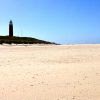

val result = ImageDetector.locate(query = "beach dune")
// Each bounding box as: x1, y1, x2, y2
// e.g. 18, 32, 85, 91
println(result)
0, 44, 100, 100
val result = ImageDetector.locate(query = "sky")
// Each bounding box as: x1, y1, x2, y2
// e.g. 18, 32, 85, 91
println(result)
0, 0, 100, 44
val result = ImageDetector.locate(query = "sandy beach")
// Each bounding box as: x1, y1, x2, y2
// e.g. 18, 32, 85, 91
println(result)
0, 44, 100, 100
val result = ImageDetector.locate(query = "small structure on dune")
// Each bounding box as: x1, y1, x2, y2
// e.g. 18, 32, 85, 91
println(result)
0, 20, 56, 44
9, 20, 13, 37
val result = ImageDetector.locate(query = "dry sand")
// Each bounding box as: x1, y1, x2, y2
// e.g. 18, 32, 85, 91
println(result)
0, 44, 100, 100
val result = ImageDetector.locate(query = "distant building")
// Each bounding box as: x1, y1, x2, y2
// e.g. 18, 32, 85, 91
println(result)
9, 20, 13, 37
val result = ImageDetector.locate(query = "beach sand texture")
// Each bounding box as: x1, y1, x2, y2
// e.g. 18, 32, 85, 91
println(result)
0, 44, 100, 100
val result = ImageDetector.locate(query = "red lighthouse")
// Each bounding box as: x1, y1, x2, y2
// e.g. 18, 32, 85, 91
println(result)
9, 20, 13, 37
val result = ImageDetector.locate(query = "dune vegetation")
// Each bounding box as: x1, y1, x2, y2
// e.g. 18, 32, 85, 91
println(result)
0, 36, 56, 44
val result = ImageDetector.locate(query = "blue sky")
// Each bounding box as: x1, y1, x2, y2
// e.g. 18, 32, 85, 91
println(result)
0, 0, 100, 44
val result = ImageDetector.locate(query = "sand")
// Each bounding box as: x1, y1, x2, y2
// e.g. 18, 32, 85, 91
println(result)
0, 44, 100, 100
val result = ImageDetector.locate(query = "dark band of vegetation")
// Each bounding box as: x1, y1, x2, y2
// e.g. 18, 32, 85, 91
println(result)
0, 36, 56, 44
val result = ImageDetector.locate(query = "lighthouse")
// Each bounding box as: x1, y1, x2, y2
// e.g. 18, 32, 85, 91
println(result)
9, 20, 13, 37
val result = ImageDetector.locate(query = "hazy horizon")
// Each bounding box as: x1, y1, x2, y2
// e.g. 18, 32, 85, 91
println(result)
0, 0, 100, 44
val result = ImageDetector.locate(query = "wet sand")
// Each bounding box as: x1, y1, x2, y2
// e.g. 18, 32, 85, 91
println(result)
0, 44, 100, 100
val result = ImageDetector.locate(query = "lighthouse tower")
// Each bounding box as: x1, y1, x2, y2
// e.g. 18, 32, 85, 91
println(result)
9, 20, 13, 37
